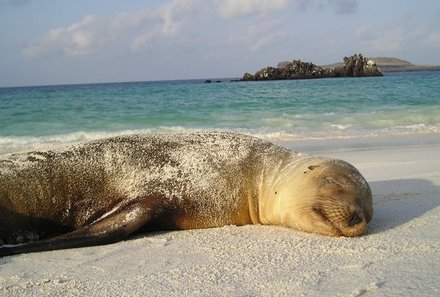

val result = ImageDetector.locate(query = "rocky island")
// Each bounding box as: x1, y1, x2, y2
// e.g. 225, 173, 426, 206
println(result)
242, 54, 383, 81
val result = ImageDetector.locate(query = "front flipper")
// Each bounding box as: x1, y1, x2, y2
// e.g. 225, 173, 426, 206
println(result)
0, 197, 158, 257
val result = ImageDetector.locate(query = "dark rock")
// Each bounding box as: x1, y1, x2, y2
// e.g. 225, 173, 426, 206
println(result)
241, 54, 383, 81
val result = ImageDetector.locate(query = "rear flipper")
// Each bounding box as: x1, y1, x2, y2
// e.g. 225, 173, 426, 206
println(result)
0, 197, 158, 257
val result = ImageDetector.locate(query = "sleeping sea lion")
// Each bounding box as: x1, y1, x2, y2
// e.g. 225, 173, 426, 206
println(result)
0, 132, 372, 256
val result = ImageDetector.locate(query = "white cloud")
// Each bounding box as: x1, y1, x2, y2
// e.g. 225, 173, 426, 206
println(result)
218, 0, 289, 18
217, 0, 358, 18
129, 0, 204, 52
219, 0, 359, 54
109, 10, 153, 32
22, 0, 362, 59
64, 16, 117, 56
22, 0, 208, 58
22, 15, 117, 58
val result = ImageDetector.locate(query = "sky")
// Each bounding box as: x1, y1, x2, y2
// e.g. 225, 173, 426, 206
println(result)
1, 0, 440, 87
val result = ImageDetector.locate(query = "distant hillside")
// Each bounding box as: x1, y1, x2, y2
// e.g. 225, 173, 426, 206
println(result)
324, 57, 440, 72
371, 57, 412, 66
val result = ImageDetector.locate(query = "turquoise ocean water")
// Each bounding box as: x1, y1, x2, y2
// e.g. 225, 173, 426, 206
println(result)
0, 71, 439, 152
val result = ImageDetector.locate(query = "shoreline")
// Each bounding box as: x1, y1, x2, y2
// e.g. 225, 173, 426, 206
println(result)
276, 132, 440, 154
2, 132, 439, 155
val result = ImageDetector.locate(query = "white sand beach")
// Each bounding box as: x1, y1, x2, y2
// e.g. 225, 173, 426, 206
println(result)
1, 134, 439, 296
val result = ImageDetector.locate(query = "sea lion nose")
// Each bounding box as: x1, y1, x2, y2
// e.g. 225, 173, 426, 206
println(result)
348, 212, 362, 226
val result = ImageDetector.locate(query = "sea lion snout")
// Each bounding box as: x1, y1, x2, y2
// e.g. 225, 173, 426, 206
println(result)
348, 212, 362, 226
311, 202, 367, 237
341, 206, 369, 236
342, 211, 368, 237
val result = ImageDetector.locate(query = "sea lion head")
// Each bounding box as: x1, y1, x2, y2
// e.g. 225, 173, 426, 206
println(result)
276, 158, 373, 237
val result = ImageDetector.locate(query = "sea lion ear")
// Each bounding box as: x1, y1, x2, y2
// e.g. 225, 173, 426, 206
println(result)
304, 165, 320, 174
